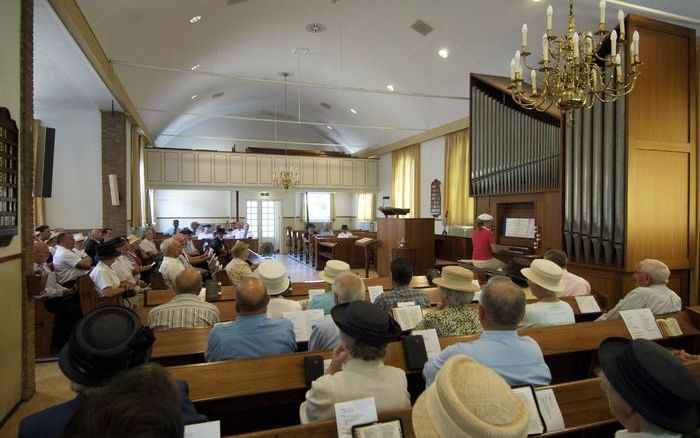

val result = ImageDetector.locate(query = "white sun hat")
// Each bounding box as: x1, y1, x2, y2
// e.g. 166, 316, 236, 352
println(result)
318, 259, 351, 284
520, 258, 565, 293
255, 260, 291, 295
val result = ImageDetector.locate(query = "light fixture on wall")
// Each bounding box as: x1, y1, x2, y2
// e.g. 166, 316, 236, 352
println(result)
272, 72, 300, 190
509, 0, 641, 121
109, 174, 120, 206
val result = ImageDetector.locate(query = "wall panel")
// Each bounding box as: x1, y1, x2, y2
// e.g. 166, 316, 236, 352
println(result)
230, 155, 244, 183
301, 158, 315, 185
258, 155, 273, 185
213, 153, 228, 183
316, 158, 328, 185
197, 152, 212, 183
180, 152, 195, 183
329, 159, 341, 186
163, 151, 179, 183
245, 155, 258, 184
146, 149, 163, 182
341, 159, 354, 186
354, 160, 366, 187
367, 160, 379, 187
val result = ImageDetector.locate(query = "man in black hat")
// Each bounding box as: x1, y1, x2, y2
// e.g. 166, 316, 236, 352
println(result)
598, 337, 700, 437
18, 307, 205, 438
300, 300, 410, 423
89, 241, 134, 299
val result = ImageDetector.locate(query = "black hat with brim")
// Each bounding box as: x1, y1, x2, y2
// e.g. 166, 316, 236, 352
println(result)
105, 237, 127, 248
95, 242, 122, 261
599, 337, 700, 433
331, 301, 403, 347
59, 307, 155, 387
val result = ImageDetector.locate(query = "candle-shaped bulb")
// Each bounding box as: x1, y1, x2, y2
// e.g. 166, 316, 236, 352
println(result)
522, 24, 528, 47
632, 30, 640, 55
592, 69, 598, 89
618, 9, 625, 38
531, 69, 537, 93
546, 5, 553, 31
542, 33, 549, 61
510, 58, 516, 80
615, 54, 622, 82
610, 29, 617, 57
586, 31, 594, 54
573, 32, 580, 58
599, 0, 606, 25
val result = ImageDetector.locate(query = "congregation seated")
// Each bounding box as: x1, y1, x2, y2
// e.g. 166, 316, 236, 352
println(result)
89, 241, 137, 301
149, 269, 220, 330
164, 218, 181, 236
300, 301, 410, 423
519, 259, 575, 328
227, 222, 254, 239
158, 238, 186, 290
72, 233, 88, 258
206, 276, 296, 361
62, 363, 185, 438
373, 258, 430, 311
414, 266, 482, 336
337, 224, 353, 238
303, 223, 316, 239
196, 224, 214, 240
423, 276, 551, 387
598, 259, 681, 320
172, 233, 209, 277
53, 232, 92, 287
18, 307, 204, 438
308, 271, 366, 351
544, 249, 591, 296
84, 228, 103, 263
138, 229, 160, 260
224, 240, 253, 286
256, 260, 302, 318
205, 227, 227, 257
316, 222, 334, 237
34, 224, 52, 242
307, 259, 351, 314
109, 237, 146, 287
598, 337, 700, 437
124, 234, 154, 280
46, 231, 60, 257
412, 356, 528, 437
178, 229, 210, 270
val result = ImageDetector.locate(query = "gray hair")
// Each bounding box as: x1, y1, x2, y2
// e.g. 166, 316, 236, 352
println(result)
340, 332, 387, 361
599, 372, 669, 434
440, 287, 474, 307
544, 249, 568, 268
332, 272, 365, 304
638, 259, 670, 284
159, 238, 179, 257
480, 276, 525, 327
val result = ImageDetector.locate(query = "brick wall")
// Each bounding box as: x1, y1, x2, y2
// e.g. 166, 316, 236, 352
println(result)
101, 111, 127, 235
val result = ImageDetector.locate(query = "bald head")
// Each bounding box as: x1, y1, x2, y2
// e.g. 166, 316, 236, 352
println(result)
174, 269, 202, 295
480, 276, 526, 329
236, 277, 269, 315
332, 271, 365, 304
172, 234, 186, 245
34, 241, 50, 264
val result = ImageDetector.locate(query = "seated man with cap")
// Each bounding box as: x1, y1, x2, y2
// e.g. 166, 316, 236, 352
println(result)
307, 260, 351, 314
543, 249, 591, 296
337, 224, 353, 238
423, 276, 551, 387
18, 307, 205, 438
414, 266, 482, 337
308, 271, 366, 351
47, 231, 60, 257
89, 242, 136, 301
598, 259, 681, 321
109, 237, 146, 287
206, 276, 296, 361
519, 259, 575, 328
158, 238, 186, 290
300, 301, 410, 423
598, 337, 700, 437
53, 232, 92, 288
256, 260, 303, 318
224, 240, 254, 286
412, 355, 529, 438
373, 258, 430, 312
72, 233, 89, 258
138, 229, 160, 261
149, 269, 220, 330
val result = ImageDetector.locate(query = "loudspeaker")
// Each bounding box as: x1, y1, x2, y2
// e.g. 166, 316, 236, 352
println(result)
34, 126, 55, 198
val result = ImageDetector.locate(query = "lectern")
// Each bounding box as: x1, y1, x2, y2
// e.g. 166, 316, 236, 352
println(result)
376, 218, 435, 277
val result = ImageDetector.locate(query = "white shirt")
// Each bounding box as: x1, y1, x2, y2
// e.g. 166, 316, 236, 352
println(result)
139, 239, 158, 259
49, 246, 56, 256
33, 263, 70, 299
520, 300, 576, 328
337, 231, 353, 238
53, 245, 89, 285
232, 229, 254, 239
267, 296, 302, 319
599, 284, 682, 321
72, 248, 88, 258
89, 261, 122, 297
112, 256, 135, 282
559, 269, 591, 297
197, 232, 214, 240
159, 256, 185, 290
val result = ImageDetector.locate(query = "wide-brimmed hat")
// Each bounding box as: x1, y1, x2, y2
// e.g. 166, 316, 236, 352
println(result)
318, 260, 351, 283
476, 213, 493, 221
599, 337, 700, 433
433, 266, 480, 293
95, 242, 121, 261
59, 307, 155, 387
413, 356, 528, 438
255, 260, 290, 295
331, 301, 403, 347
48, 231, 60, 242
521, 258, 564, 293
73, 232, 87, 243
105, 236, 127, 249
231, 240, 249, 258
126, 234, 140, 245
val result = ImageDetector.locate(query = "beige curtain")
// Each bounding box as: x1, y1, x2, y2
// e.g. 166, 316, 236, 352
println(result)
330, 193, 336, 223
444, 129, 474, 226
357, 192, 375, 222
129, 126, 143, 229
392, 144, 420, 218
32, 119, 45, 226
300, 192, 308, 225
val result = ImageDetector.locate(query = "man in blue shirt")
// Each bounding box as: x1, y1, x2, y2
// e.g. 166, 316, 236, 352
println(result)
373, 258, 429, 311
423, 276, 551, 387
207, 276, 297, 361
308, 259, 351, 314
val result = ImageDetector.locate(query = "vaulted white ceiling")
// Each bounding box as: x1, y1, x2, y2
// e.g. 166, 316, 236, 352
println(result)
67, 0, 699, 153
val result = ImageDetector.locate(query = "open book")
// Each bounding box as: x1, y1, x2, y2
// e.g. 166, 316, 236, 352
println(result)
283, 309, 325, 342
391, 305, 423, 331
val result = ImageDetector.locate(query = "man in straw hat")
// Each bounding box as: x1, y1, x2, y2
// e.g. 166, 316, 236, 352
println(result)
255, 260, 302, 318
300, 301, 410, 423
414, 266, 482, 337
72, 233, 88, 258
207, 276, 296, 361
224, 240, 253, 286
598, 337, 700, 437
307, 259, 352, 314
519, 259, 575, 328
423, 276, 550, 387
413, 355, 529, 437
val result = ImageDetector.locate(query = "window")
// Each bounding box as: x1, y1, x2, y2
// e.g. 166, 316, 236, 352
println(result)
307, 192, 331, 222
246, 199, 281, 249
357, 193, 375, 222
246, 200, 259, 237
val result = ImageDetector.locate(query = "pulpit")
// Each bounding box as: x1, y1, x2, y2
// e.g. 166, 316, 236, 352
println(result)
376, 218, 435, 277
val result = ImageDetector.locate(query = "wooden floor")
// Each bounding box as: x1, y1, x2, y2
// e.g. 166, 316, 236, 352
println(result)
0, 255, 376, 436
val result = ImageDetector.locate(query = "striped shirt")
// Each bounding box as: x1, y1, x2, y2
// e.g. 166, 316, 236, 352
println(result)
148, 294, 221, 330
373, 285, 430, 312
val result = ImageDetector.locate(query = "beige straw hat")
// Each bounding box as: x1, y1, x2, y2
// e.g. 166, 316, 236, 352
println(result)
73, 232, 87, 243
432, 266, 480, 293
126, 234, 140, 245
520, 258, 564, 293
318, 259, 351, 283
412, 356, 528, 438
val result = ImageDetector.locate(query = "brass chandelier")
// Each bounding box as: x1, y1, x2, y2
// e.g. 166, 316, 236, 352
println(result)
272, 72, 300, 190
508, 0, 641, 121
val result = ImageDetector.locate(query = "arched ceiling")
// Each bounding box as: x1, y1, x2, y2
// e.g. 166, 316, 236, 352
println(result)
74, 0, 700, 154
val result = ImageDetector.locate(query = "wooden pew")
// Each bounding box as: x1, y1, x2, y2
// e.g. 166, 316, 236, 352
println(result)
144, 286, 236, 306
289, 281, 328, 298
27, 274, 55, 358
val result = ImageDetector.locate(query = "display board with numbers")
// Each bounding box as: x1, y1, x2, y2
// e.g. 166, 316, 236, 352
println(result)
0, 108, 18, 246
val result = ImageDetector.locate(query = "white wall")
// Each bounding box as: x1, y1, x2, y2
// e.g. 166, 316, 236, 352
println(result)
376, 153, 392, 211
34, 108, 103, 228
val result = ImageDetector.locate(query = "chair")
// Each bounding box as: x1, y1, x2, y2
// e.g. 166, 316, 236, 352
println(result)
213, 270, 232, 286
27, 274, 54, 358
149, 271, 168, 290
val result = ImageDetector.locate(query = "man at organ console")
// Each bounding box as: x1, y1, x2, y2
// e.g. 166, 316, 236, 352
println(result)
471, 213, 507, 269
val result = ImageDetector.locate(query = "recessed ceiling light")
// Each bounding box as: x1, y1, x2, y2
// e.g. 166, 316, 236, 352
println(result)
386, 84, 395, 92
438, 48, 449, 58
326, 125, 333, 130
191, 64, 200, 71
191, 94, 199, 99
533, 0, 542, 2
350, 108, 358, 114
189, 15, 202, 23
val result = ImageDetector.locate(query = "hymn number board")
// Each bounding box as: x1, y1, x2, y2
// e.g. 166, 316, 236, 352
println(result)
0, 108, 18, 246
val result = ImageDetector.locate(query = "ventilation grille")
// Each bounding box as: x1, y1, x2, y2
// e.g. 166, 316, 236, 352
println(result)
320, 102, 332, 110
212, 91, 225, 99
410, 19, 434, 36
226, 0, 249, 5
305, 22, 327, 33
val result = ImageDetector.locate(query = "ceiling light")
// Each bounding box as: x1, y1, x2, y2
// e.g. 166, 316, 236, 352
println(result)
350, 108, 357, 114
386, 84, 395, 92
326, 125, 333, 130
191, 64, 200, 70
533, 0, 542, 2
189, 15, 202, 23
438, 48, 449, 58
191, 94, 198, 99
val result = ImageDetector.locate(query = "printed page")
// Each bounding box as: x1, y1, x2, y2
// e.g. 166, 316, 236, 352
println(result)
512, 386, 545, 435
535, 388, 565, 432
368, 285, 384, 303
184, 420, 220, 438
412, 328, 441, 360
574, 295, 601, 313
620, 309, 663, 340
392, 305, 424, 331
335, 397, 378, 438
396, 301, 416, 308
353, 420, 404, 438
308, 288, 326, 300
283, 309, 326, 342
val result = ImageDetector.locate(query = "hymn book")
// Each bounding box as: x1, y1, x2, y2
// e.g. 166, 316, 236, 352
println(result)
392, 305, 423, 331
283, 309, 325, 342
620, 309, 663, 340
574, 295, 601, 313
368, 285, 384, 303
335, 397, 379, 438
657, 317, 682, 337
